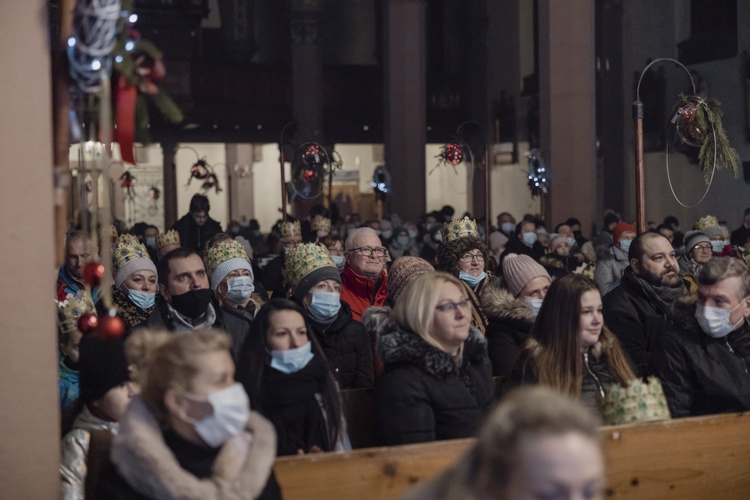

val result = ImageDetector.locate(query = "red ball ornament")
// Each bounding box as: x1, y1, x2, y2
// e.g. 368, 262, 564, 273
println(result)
77, 313, 99, 335
83, 262, 105, 287
97, 313, 125, 341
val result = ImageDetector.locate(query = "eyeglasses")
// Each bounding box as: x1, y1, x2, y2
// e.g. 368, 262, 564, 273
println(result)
348, 246, 388, 258
692, 244, 712, 253
435, 299, 470, 312
459, 252, 485, 263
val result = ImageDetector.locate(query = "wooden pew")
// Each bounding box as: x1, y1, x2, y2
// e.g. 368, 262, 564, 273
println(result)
274, 412, 750, 499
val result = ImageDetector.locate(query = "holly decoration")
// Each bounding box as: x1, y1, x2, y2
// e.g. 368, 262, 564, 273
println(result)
83, 262, 106, 288
77, 313, 99, 335
97, 310, 125, 340
672, 94, 740, 184
202, 173, 222, 194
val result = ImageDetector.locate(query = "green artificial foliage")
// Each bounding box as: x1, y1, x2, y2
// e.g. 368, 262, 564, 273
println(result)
675, 94, 740, 184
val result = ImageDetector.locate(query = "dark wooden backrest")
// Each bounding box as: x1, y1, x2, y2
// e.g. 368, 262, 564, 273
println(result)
85, 429, 114, 500
340, 387, 377, 449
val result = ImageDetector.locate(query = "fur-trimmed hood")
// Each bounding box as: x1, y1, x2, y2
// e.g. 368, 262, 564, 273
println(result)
668, 293, 700, 334
110, 397, 277, 500
377, 321, 487, 380
480, 285, 536, 324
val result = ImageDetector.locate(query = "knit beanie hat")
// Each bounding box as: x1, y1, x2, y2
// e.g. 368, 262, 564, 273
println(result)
78, 335, 131, 403
549, 234, 569, 253
388, 256, 434, 303
683, 230, 710, 253
704, 225, 723, 239
612, 222, 637, 244
113, 242, 158, 290
284, 243, 342, 301
205, 240, 254, 291
502, 253, 550, 297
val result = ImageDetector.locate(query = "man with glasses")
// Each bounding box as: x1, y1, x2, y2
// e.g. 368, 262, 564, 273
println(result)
341, 227, 389, 322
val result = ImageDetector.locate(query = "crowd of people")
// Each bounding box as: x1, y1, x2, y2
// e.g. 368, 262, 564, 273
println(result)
55, 194, 750, 499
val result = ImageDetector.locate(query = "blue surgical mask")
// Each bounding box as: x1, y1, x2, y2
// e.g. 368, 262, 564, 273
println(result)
408, 229, 418, 239
145, 236, 156, 249
525, 298, 543, 316
695, 301, 747, 338
307, 291, 341, 322
711, 240, 725, 253
501, 222, 515, 234
225, 276, 254, 303
270, 342, 314, 374
459, 270, 486, 287
568, 237, 577, 247
397, 236, 411, 247
522, 232, 537, 247
382, 230, 392, 239
331, 255, 345, 269
619, 239, 632, 252
128, 289, 156, 309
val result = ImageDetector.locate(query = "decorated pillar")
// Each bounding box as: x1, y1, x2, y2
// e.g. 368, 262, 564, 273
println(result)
384, 0, 427, 222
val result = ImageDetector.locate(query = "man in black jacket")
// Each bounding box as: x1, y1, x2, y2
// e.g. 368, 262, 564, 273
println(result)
146, 247, 249, 363
650, 257, 750, 417
171, 194, 223, 253
603, 232, 689, 374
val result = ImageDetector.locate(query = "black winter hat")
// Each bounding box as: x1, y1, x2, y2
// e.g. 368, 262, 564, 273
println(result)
78, 335, 131, 403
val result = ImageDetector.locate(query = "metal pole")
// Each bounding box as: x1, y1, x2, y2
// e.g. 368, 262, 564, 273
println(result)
633, 101, 646, 234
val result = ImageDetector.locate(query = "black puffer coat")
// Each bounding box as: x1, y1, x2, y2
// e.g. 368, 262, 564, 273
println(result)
602, 267, 686, 375
308, 301, 374, 389
375, 325, 493, 445
649, 298, 750, 417
481, 285, 536, 377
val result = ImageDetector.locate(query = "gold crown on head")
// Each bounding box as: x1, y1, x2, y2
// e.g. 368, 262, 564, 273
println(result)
311, 216, 331, 234
598, 377, 671, 425
118, 233, 140, 246
157, 229, 180, 249
694, 215, 719, 232
280, 220, 302, 238
57, 295, 93, 337
113, 242, 151, 277
205, 240, 251, 276
441, 217, 479, 243
283, 243, 336, 287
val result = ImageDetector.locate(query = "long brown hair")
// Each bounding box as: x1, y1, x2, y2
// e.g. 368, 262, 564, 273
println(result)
522, 273, 635, 398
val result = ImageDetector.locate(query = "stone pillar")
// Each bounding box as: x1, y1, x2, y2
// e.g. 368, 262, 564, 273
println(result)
226, 143, 255, 222
384, 0, 427, 222
0, 1, 59, 497
538, 0, 597, 232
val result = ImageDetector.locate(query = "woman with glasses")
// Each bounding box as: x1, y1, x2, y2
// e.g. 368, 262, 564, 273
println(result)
507, 273, 636, 415
436, 217, 496, 334
679, 231, 714, 278
375, 272, 493, 445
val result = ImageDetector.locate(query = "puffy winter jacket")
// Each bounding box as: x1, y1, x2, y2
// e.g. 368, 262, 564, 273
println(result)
481, 285, 536, 377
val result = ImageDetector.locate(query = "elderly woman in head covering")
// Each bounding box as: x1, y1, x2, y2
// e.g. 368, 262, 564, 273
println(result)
206, 239, 263, 325
436, 217, 497, 334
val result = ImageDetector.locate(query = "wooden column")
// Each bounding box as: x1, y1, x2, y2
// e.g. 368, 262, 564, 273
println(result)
384, 0, 427, 222
162, 142, 178, 228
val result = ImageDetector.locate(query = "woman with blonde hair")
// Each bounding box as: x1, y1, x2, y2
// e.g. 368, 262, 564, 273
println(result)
95, 329, 280, 499
376, 272, 493, 445
508, 273, 636, 414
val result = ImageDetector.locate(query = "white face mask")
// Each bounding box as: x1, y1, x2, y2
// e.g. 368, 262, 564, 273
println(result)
224, 276, 254, 303
711, 240, 725, 253
331, 254, 345, 269
695, 300, 747, 338
522, 232, 537, 247
525, 298, 543, 316
180, 383, 250, 448
501, 222, 515, 234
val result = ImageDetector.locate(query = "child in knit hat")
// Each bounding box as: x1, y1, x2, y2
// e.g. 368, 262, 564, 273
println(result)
60, 334, 136, 499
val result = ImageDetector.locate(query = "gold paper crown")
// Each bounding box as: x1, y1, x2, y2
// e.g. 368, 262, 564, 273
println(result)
205, 240, 251, 276
283, 243, 336, 287
311, 216, 331, 234
598, 377, 671, 425
157, 229, 180, 249
118, 233, 140, 246
280, 220, 302, 238
441, 217, 479, 243
113, 242, 152, 277
694, 215, 719, 232
57, 295, 93, 338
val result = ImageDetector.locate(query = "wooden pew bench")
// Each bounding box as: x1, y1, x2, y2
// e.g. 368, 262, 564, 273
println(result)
274, 412, 750, 499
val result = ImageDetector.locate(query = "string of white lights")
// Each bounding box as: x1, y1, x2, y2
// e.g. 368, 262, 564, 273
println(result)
67, 0, 121, 93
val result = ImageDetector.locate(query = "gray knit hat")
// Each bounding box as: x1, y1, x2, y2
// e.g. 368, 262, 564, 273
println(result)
683, 230, 710, 253
502, 253, 550, 297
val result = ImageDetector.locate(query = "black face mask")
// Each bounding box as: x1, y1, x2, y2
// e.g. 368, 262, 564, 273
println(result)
170, 289, 213, 319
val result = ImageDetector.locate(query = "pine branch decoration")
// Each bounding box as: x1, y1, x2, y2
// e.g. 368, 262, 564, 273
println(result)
675, 94, 740, 184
